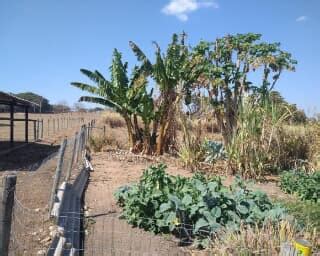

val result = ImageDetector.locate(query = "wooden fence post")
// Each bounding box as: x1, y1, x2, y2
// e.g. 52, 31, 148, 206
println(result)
33, 120, 37, 141
87, 122, 90, 139
49, 139, 67, 217
0, 175, 17, 256
47, 119, 50, 136
36, 119, 40, 140
75, 128, 82, 163
103, 125, 106, 137
41, 119, 44, 138
66, 133, 78, 182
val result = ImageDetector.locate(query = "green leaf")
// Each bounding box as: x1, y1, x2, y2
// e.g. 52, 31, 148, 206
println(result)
194, 218, 209, 233
182, 194, 192, 206
211, 207, 222, 218
237, 204, 249, 215
159, 202, 171, 213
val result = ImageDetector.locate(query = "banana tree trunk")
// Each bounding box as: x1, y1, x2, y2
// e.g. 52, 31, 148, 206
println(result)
123, 115, 135, 150
156, 116, 166, 155
133, 114, 142, 142
142, 122, 151, 155
156, 91, 180, 155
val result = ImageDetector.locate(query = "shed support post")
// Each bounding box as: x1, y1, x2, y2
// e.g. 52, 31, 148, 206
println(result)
25, 106, 29, 143
10, 104, 14, 146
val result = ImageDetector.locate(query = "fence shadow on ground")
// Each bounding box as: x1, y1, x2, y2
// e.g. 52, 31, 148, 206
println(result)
0, 142, 60, 171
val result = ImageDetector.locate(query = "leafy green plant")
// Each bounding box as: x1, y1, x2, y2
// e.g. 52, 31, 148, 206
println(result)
115, 164, 286, 248
71, 49, 154, 153
280, 171, 320, 202
202, 140, 226, 164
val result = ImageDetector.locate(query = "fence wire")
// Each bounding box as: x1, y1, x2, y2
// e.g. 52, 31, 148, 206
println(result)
8, 123, 92, 256
39, 213, 292, 256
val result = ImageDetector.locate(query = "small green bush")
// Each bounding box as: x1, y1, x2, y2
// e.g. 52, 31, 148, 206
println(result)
280, 171, 320, 202
115, 164, 286, 248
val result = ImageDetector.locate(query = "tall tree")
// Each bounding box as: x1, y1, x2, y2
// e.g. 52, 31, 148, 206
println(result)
193, 33, 297, 144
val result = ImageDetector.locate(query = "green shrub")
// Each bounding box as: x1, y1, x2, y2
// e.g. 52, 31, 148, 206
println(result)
280, 171, 320, 202
114, 164, 286, 248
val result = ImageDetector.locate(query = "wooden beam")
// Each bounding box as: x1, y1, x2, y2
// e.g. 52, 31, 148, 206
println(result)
0, 117, 37, 122
10, 104, 14, 145
25, 106, 29, 143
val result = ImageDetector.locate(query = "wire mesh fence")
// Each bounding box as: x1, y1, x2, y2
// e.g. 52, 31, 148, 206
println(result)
37, 213, 300, 256
7, 122, 92, 256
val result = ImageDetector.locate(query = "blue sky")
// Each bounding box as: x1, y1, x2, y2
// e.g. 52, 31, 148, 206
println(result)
0, 0, 319, 115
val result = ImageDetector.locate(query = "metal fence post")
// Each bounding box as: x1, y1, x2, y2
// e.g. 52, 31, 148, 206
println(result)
0, 175, 17, 256
49, 139, 67, 217
66, 133, 78, 182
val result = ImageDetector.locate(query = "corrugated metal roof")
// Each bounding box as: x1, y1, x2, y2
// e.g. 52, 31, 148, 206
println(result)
0, 91, 39, 107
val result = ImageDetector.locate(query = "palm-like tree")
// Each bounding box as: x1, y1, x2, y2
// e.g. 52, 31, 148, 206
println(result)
71, 49, 152, 149
130, 33, 203, 154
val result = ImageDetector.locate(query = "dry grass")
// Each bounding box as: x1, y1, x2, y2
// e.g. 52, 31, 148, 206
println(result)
281, 123, 320, 171
210, 220, 319, 255
90, 112, 129, 152
102, 111, 126, 128
308, 122, 320, 170
89, 131, 128, 152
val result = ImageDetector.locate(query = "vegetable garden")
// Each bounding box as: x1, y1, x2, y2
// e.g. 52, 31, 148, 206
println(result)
72, 32, 320, 254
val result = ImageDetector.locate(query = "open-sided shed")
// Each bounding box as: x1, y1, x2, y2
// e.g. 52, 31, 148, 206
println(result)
0, 91, 39, 145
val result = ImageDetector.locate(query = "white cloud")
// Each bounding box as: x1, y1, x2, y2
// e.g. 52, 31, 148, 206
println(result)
296, 16, 307, 22
162, 0, 219, 21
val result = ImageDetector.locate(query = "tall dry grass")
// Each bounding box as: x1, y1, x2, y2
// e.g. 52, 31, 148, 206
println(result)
227, 99, 289, 178
102, 111, 125, 128
210, 220, 319, 255
88, 111, 128, 152
226, 98, 318, 179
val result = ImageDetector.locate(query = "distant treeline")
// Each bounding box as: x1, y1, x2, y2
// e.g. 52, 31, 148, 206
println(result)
0, 92, 104, 113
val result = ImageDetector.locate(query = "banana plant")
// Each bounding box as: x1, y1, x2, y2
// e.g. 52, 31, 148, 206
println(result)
71, 49, 153, 150
130, 33, 203, 155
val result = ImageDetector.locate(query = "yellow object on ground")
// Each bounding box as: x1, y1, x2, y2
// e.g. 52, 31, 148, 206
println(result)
294, 239, 312, 256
